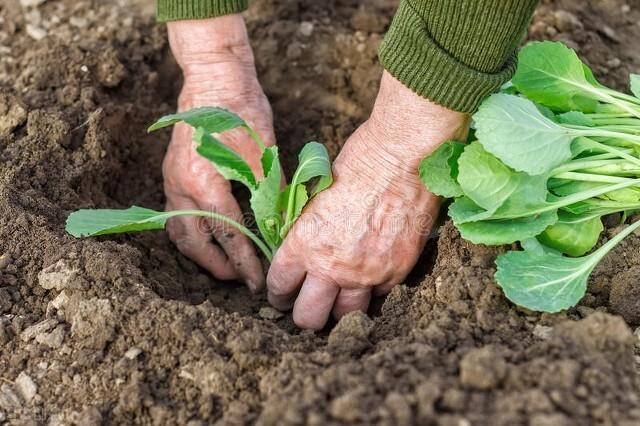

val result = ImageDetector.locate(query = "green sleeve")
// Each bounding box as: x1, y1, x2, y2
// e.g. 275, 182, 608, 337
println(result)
379, 0, 539, 112
156, 0, 248, 22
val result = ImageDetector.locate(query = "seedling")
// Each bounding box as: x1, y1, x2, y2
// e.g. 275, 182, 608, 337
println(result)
421, 41, 640, 312
66, 107, 333, 261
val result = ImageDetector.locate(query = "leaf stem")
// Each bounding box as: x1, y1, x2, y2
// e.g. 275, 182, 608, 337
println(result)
588, 218, 640, 264
553, 172, 634, 184
578, 139, 640, 166
602, 88, 640, 107
587, 112, 634, 119
551, 159, 631, 174
595, 89, 640, 119
493, 178, 640, 220
590, 118, 640, 127
244, 125, 266, 152
568, 126, 640, 144
141, 209, 273, 261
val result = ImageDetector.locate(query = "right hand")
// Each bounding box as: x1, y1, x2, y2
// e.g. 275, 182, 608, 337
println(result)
163, 15, 275, 292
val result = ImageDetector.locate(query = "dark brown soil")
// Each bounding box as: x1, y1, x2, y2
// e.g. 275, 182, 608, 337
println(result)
1, 0, 640, 424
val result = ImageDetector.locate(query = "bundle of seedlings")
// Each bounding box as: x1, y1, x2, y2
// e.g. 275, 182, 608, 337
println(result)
66, 108, 333, 261
421, 41, 640, 312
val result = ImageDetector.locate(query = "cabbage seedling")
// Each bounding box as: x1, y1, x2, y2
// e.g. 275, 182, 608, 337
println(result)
66, 107, 333, 261
420, 41, 640, 313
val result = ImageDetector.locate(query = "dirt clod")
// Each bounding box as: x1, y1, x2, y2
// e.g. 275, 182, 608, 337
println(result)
609, 266, 640, 324
328, 310, 374, 353
70, 298, 116, 350
20, 318, 58, 342
38, 260, 88, 291
0, 92, 27, 137
459, 346, 507, 390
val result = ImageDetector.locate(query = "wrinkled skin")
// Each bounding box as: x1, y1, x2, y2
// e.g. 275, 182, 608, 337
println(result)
165, 15, 469, 327
164, 16, 275, 292
267, 72, 469, 329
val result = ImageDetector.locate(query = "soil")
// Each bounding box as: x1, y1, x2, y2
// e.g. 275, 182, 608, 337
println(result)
1, 0, 640, 424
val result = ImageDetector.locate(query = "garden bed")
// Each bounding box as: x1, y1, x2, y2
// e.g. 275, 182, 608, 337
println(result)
1, 0, 640, 424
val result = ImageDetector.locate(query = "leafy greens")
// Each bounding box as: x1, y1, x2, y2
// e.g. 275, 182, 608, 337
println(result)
66, 107, 333, 261
420, 41, 640, 312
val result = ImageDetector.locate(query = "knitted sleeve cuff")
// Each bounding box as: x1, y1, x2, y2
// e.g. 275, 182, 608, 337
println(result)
378, 0, 538, 113
156, 0, 248, 22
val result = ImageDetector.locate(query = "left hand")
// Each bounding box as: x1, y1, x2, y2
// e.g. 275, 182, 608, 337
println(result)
266, 71, 469, 329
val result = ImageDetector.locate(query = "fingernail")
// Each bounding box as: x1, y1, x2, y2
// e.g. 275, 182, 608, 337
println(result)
247, 279, 261, 294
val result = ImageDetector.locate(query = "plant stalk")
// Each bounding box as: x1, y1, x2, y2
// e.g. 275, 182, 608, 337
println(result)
141, 210, 274, 261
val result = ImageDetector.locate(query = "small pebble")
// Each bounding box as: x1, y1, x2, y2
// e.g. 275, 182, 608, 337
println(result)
0, 254, 12, 270
35, 324, 65, 348
258, 307, 284, 320
25, 24, 46, 40
601, 25, 620, 42
20, 0, 46, 7
69, 16, 87, 28
553, 10, 583, 32
15, 372, 37, 403
606, 57, 621, 68
124, 347, 143, 360
533, 325, 553, 340
299, 21, 314, 37
20, 318, 57, 342
0, 383, 22, 409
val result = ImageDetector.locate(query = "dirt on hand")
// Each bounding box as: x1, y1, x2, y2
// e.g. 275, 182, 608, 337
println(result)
1, 0, 640, 424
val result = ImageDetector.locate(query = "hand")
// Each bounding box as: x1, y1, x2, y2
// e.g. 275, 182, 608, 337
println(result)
267, 71, 470, 329
163, 15, 275, 292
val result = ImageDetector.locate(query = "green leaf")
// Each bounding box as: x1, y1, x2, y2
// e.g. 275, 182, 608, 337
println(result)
250, 146, 283, 249
474, 94, 574, 175
520, 238, 561, 256
448, 196, 495, 224
535, 103, 559, 121
193, 127, 257, 190
537, 211, 603, 256
293, 142, 332, 188
557, 111, 595, 127
631, 74, 640, 98
279, 184, 309, 239
512, 41, 600, 112
148, 107, 246, 134
312, 175, 333, 197
457, 141, 520, 211
456, 210, 558, 245
495, 250, 590, 312
261, 145, 277, 179
548, 179, 602, 197
419, 140, 465, 198
67, 206, 274, 260
449, 166, 549, 226
283, 141, 332, 229
495, 219, 640, 312
66, 206, 167, 237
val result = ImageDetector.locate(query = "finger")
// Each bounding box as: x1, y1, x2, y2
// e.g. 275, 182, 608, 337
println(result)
292, 275, 339, 330
198, 194, 265, 293
166, 196, 239, 281
373, 279, 400, 297
267, 291, 297, 312
266, 240, 306, 306
332, 288, 372, 320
